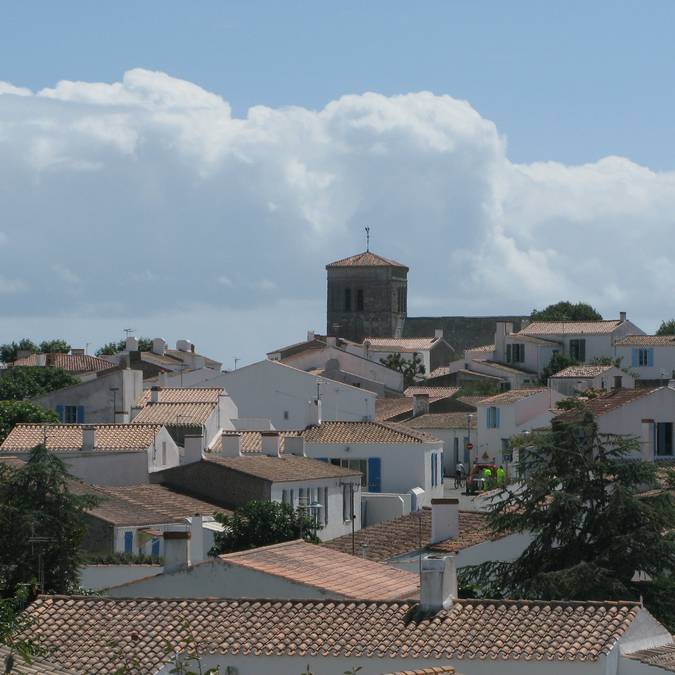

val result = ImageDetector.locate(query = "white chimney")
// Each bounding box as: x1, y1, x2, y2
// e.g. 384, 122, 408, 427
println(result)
284, 436, 305, 456
641, 419, 655, 462
125, 336, 139, 352
434, 329, 443, 340
176, 339, 193, 353
163, 529, 190, 573
261, 432, 281, 457
620, 311, 627, 322
70, 348, 85, 356
35, 353, 47, 367
307, 330, 316, 342
220, 432, 242, 457
493, 321, 513, 362
413, 394, 430, 418
82, 425, 96, 452
182, 433, 203, 465
306, 399, 322, 427
151, 338, 167, 355
189, 515, 205, 564
420, 554, 457, 613
431, 498, 459, 544
150, 385, 162, 403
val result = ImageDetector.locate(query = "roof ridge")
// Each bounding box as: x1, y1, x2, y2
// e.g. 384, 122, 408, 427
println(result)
219, 539, 307, 558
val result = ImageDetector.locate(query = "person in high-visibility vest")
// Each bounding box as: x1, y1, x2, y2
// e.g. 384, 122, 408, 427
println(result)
496, 465, 506, 487
482, 467, 493, 490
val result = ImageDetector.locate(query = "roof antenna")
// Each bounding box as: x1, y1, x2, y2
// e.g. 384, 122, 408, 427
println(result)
365, 226, 370, 252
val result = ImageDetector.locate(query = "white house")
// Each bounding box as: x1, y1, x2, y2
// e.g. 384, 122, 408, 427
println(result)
301, 420, 445, 507
32, 366, 143, 424
549, 364, 635, 395
476, 388, 566, 465
615, 334, 675, 384
193, 359, 377, 430
105, 539, 419, 601
0, 423, 181, 485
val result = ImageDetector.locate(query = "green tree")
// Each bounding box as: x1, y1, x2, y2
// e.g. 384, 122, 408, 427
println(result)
656, 319, 675, 336
0, 401, 58, 445
37, 339, 71, 354
0, 585, 46, 673
0, 341, 38, 365
380, 352, 425, 387
530, 301, 602, 322
460, 415, 675, 630
209, 501, 320, 555
0, 444, 99, 597
539, 352, 578, 383
96, 337, 153, 356
0, 367, 79, 401
453, 382, 501, 398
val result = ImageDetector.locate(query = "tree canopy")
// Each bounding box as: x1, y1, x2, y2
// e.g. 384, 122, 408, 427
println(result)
539, 352, 578, 383
0, 367, 79, 401
657, 319, 675, 336
96, 337, 153, 356
380, 352, 425, 387
209, 500, 320, 555
460, 415, 675, 631
0, 401, 58, 445
0, 444, 98, 597
530, 301, 603, 322
0, 339, 71, 364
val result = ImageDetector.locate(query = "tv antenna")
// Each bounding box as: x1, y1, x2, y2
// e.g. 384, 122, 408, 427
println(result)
123, 328, 135, 339
365, 226, 370, 252
28, 522, 55, 594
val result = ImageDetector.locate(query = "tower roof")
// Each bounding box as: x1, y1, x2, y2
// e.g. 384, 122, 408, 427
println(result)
326, 250, 408, 270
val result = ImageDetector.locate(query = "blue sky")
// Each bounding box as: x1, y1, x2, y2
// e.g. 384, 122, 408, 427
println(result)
1, 2, 675, 364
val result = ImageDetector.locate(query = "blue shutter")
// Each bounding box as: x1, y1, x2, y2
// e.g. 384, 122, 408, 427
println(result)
55, 405, 65, 422
124, 531, 133, 554
631, 349, 638, 368
76, 406, 85, 423
367, 457, 381, 493
647, 349, 654, 367
151, 538, 160, 557
495, 408, 501, 428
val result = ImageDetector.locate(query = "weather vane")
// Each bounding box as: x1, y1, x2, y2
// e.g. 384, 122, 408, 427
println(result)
365, 226, 370, 252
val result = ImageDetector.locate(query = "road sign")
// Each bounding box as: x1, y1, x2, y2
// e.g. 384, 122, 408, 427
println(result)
466, 442, 474, 450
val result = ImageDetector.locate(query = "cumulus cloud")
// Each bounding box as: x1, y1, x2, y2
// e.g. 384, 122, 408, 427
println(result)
0, 68, 672, 361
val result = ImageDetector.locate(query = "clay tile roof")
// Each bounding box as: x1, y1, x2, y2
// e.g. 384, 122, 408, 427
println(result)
131, 402, 216, 425
626, 641, 675, 671
301, 420, 437, 444
576, 387, 658, 417
456, 396, 490, 408
405, 386, 460, 398
220, 540, 419, 600
10, 353, 115, 373
518, 320, 623, 336
211, 430, 301, 454
404, 413, 477, 430
135, 387, 224, 406
326, 250, 408, 269
551, 364, 614, 378
205, 454, 361, 482
616, 334, 675, 346
324, 509, 505, 561
466, 344, 495, 353
70, 483, 229, 526
383, 668, 458, 675
365, 337, 439, 351
477, 388, 549, 405
0, 645, 75, 674
0, 424, 162, 453
22, 595, 641, 673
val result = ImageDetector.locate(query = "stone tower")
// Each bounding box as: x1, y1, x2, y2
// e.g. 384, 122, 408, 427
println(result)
326, 251, 408, 342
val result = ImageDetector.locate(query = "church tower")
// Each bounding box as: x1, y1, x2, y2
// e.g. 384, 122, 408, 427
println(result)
325, 250, 408, 342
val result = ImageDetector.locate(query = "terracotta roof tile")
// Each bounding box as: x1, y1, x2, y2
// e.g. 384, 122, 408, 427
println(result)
301, 420, 437, 444
466, 344, 495, 353
23, 595, 641, 673
478, 360, 539, 376
551, 365, 614, 378
405, 386, 460, 398
456, 396, 490, 408
383, 668, 457, 675
135, 388, 224, 406
404, 413, 477, 430
220, 540, 419, 600
477, 388, 549, 405
616, 334, 675, 346
326, 250, 408, 269
365, 337, 440, 352
0, 645, 75, 674
576, 387, 657, 416
10, 353, 115, 373
132, 402, 216, 425
0, 424, 162, 453
324, 509, 505, 561
211, 430, 301, 454
518, 320, 624, 336
626, 641, 675, 671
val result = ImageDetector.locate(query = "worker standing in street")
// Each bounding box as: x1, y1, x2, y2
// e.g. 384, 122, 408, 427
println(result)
482, 466, 493, 490
455, 461, 465, 488
496, 465, 506, 487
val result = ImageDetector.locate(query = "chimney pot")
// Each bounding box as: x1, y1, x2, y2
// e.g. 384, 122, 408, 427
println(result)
162, 528, 191, 573
620, 311, 627, 322
261, 431, 281, 457
125, 336, 139, 352
220, 432, 242, 457
284, 436, 305, 456
307, 330, 316, 342
82, 425, 96, 452
431, 498, 459, 544
420, 554, 457, 613
434, 329, 443, 340
150, 385, 162, 403
412, 393, 430, 418
182, 433, 203, 465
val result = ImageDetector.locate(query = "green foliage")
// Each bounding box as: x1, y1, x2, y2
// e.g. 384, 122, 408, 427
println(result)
0, 401, 58, 445
0, 585, 47, 672
96, 337, 153, 356
0, 444, 99, 597
0, 340, 38, 365
539, 352, 578, 384
380, 352, 425, 387
210, 501, 321, 555
453, 381, 501, 398
460, 417, 675, 631
531, 301, 603, 322
81, 552, 162, 565
0, 367, 79, 401
657, 319, 675, 336
37, 339, 70, 354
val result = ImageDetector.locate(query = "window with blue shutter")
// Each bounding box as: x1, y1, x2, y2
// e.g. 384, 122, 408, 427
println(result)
76, 406, 85, 423
151, 538, 160, 557
55, 404, 64, 422
124, 531, 133, 553
632, 349, 638, 368
647, 348, 654, 367
487, 406, 501, 429
367, 457, 381, 492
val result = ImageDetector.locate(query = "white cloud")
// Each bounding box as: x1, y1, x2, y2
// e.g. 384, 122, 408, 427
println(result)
0, 82, 31, 96
0, 69, 673, 362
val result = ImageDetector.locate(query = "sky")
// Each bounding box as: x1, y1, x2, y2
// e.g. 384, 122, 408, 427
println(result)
1, 1, 675, 366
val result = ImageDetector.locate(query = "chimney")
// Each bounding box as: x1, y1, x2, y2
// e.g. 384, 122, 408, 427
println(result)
420, 554, 457, 613
620, 311, 627, 322
220, 432, 241, 457
307, 330, 315, 342
176, 339, 193, 353
82, 425, 96, 452
182, 433, 203, 465
150, 385, 162, 403
125, 336, 139, 352
306, 398, 322, 427
431, 498, 459, 544
163, 529, 190, 573
151, 338, 167, 355
493, 321, 513, 362
434, 329, 443, 340
193, 355, 206, 370
35, 353, 47, 367
261, 432, 281, 457
284, 436, 305, 456
412, 393, 430, 418
613, 375, 623, 390
641, 419, 655, 462
189, 515, 205, 565
70, 348, 85, 356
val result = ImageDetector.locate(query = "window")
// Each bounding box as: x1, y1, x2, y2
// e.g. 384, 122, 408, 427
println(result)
64, 405, 78, 423
396, 287, 406, 313
282, 489, 289, 504
633, 348, 654, 368
657, 422, 673, 456
356, 289, 364, 311
322, 487, 329, 525
342, 484, 351, 522
332, 458, 368, 487
161, 442, 167, 466
344, 288, 352, 312
507, 343, 525, 363
283, 410, 289, 420
298, 487, 306, 507
569, 339, 586, 362
124, 531, 133, 554
487, 406, 500, 429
